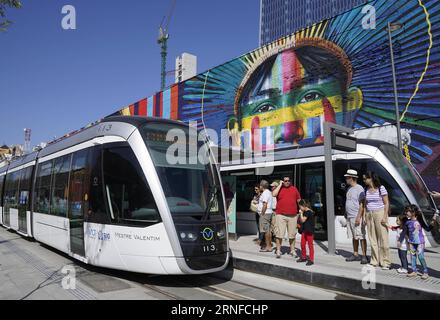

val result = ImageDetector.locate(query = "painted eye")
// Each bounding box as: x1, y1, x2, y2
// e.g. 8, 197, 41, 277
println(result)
300, 92, 323, 103
255, 103, 276, 114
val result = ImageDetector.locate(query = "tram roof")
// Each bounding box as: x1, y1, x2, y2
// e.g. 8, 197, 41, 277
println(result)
219, 138, 395, 169
38, 116, 186, 159
7, 152, 39, 171
0, 163, 7, 175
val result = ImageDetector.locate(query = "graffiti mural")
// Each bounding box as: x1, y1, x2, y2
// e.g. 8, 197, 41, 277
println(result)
109, 0, 440, 194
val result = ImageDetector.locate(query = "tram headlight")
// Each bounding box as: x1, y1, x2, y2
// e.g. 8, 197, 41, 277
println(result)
217, 228, 226, 240
179, 232, 198, 242
187, 232, 197, 241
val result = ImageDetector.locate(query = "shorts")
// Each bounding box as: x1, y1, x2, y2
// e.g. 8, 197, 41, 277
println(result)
273, 214, 298, 240
259, 214, 272, 233
347, 217, 366, 240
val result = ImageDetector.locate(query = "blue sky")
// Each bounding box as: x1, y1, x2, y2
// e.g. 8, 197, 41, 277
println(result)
0, 0, 259, 147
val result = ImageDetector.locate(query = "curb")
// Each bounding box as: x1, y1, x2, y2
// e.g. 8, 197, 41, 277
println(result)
222, 254, 440, 300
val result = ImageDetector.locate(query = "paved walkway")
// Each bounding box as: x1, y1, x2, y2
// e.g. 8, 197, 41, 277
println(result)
0, 228, 159, 300
229, 235, 440, 299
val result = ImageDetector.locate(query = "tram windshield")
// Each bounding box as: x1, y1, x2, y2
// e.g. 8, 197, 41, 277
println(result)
142, 122, 224, 217
379, 143, 436, 214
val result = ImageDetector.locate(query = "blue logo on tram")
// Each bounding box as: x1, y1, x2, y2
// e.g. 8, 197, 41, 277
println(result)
201, 228, 214, 241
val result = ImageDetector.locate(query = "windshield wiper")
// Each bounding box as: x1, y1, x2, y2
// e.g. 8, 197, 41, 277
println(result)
203, 185, 219, 221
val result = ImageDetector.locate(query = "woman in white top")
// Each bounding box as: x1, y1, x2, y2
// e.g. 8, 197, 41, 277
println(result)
362, 171, 391, 269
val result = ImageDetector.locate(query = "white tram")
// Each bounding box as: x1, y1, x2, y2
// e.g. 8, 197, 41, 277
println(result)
221, 140, 439, 248
0, 117, 229, 275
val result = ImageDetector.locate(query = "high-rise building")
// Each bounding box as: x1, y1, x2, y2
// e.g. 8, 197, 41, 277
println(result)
24, 128, 31, 154
175, 53, 197, 83
259, 0, 367, 45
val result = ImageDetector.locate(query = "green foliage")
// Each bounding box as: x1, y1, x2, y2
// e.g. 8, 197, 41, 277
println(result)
0, 0, 22, 31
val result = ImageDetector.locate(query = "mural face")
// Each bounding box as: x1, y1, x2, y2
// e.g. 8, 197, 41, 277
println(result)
228, 45, 363, 148
111, 0, 440, 194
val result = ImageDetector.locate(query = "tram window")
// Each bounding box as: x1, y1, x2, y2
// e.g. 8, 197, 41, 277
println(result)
19, 166, 33, 211
35, 161, 54, 214
51, 155, 72, 217
0, 175, 4, 207
4, 170, 20, 210
334, 160, 410, 217
69, 149, 90, 219
103, 146, 160, 226
86, 146, 110, 224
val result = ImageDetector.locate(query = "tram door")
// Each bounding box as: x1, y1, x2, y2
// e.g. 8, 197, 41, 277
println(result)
299, 163, 327, 241
68, 149, 89, 257
17, 166, 33, 234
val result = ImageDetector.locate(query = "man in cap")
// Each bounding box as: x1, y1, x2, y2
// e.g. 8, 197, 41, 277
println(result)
344, 169, 368, 264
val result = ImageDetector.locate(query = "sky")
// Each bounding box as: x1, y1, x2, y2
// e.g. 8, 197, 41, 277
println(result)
0, 0, 260, 147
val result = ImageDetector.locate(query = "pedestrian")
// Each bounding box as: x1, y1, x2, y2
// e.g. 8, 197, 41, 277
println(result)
344, 169, 368, 265
270, 181, 279, 243
432, 192, 440, 199
250, 185, 263, 245
270, 181, 279, 212
363, 171, 391, 270
272, 175, 302, 259
405, 204, 438, 279
390, 214, 409, 274
297, 199, 315, 266
257, 180, 273, 253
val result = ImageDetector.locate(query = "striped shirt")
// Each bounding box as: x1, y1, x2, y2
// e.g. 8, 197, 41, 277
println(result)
365, 186, 388, 212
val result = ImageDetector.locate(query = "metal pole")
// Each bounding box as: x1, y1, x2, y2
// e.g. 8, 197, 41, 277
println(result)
388, 22, 403, 152
324, 122, 355, 255
324, 122, 336, 255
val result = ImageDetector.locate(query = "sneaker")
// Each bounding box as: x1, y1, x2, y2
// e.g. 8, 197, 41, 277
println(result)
368, 263, 379, 268
421, 273, 429, 280
397, 268, 408, 274
381, 266, 391, 270
306, 261, 314, 266
361, 256, 368, 265
276, 251, 281, 259
407, 272, 417, 278
346, 255, 361, 262
296, 257, 308, 263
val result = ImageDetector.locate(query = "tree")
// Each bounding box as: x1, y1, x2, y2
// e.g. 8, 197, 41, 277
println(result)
0, 0, 21, 31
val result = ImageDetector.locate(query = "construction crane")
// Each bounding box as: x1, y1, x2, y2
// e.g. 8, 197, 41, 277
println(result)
158, 0, 176, 91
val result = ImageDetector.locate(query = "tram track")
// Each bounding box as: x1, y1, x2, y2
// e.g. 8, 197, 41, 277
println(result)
135, 270, 371, 301
142, 283, 181, 300
0, 226, 369, 301
140, 274, 297, 301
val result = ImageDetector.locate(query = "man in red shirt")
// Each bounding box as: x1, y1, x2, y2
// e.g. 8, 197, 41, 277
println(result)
272, 175, 302, 259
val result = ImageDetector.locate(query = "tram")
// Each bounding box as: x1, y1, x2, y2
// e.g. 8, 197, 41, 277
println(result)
0, 117, 229, 275
221, 139, 439, 248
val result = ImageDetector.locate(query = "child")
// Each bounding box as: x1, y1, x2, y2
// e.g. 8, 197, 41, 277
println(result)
296, 200, 315, 266
390, 215, 409, 274
405, 205, 437, 280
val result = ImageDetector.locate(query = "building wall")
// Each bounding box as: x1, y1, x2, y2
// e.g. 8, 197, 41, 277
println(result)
111, 0, 440, 194
260, 0, 366, 45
